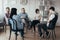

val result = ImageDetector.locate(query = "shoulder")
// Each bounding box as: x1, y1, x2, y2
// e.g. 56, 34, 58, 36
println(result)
25, 13, 28, 15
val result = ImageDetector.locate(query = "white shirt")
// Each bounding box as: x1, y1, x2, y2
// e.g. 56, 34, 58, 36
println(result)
35, 13, 41, 20
47, 13, 55, 26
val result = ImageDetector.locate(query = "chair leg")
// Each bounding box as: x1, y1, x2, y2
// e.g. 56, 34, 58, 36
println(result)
52, 31, 54, 40
3, 26, 4, 32
52, 30, 55, 40
15, 32, 17, 40
5, 25, 6, 32
22, 37, 24, 40
46, 31, 53, 40
9, 30, 11, 40
53, 30, 56, 40
54, 30, 56, 38
46, 33, 50, 40
49, 32, 51, 40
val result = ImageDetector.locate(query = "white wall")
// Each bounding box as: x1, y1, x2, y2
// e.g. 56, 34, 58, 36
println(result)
1, 0, 60, 26
7, 0, 40, 20
54, 0, 60, 26
0, 0, 4, 22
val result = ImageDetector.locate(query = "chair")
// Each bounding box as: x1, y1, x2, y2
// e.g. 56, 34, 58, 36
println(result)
47, 29, 56, 40
0, 22, 5, 31
4, 17, 9, 32
8, 19, 24, 40
0, 17, 6, 32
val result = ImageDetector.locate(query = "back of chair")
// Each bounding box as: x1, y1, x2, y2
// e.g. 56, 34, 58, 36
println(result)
8, 19, 17, 31
54, 13, 58, 26
49, 13, 58, 29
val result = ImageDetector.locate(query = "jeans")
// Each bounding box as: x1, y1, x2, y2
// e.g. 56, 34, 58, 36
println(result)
19, 29, 24, 38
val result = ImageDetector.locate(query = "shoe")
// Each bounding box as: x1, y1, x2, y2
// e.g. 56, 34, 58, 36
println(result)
15, 33, 18, 36
40, 33, 42, 37
46, 32, 50, 39
40, 34, 44, 38
40, 33, 44, 38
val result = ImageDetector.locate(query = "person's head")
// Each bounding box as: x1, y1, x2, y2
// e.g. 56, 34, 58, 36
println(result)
49, 6, 55, 13
10, 8, 17, 18
21, 8, 25, 13
35, 9, 39, 14
6, 7, 10, 13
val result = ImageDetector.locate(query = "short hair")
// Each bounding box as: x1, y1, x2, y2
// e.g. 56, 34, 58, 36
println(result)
6, 7, 10, 10
49, 7, 55, 11
35, 9, 39, 13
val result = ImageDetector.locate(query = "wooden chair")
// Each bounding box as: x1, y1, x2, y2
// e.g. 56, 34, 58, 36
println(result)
0, 17, 6, 32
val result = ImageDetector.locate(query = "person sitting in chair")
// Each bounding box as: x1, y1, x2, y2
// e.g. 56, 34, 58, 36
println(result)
30, 9, 41, 32
4, 7, 10, 25
18, 8, 29, 33
38, 6, 58, 38
10, 8, 24, 40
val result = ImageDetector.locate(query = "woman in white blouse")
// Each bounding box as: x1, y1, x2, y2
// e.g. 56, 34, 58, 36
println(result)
30, 9, 41, 32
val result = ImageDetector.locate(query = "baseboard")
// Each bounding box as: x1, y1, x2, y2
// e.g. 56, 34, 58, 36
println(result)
56, 26, 60, 27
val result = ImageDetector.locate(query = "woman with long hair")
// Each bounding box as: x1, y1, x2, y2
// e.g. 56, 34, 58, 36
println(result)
10, 8, 24, 40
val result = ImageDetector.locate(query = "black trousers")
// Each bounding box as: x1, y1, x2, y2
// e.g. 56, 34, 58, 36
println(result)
30, 20, 40, 31
19, 29, 24, 38
38, 23, 48, 36
38, 23, 54, 36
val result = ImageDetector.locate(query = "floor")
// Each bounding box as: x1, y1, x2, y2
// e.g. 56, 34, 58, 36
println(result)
0, 26, 60, 40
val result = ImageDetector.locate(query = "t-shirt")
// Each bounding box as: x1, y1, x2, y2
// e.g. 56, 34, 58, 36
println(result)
35, 13, 41, 20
